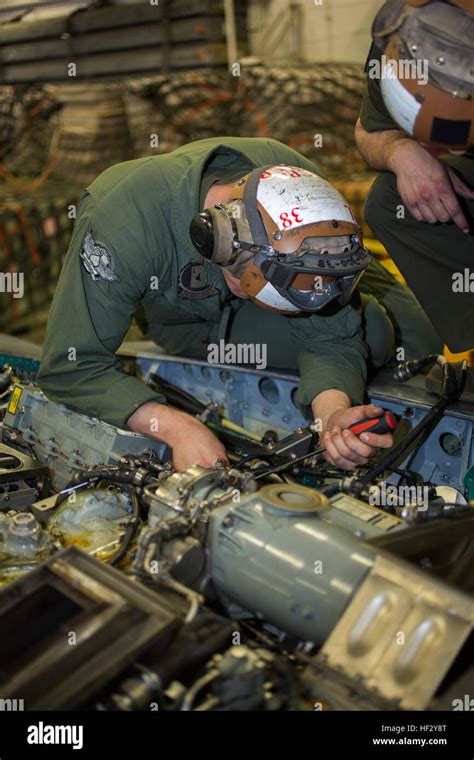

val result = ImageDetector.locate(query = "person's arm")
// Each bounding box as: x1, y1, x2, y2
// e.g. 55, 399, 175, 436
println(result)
355, 118, 474, 232
354, 116, 409, 173
289, 306, 393, 470
38, 199, 162, 425
356, 44, 474, 232
127, 402, 228, 470
38, 196, 227, 471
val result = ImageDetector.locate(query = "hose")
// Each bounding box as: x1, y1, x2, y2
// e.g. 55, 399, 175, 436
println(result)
54, 465, 155, 508
181, 670, 220, 711
109, 486, 140, 566
0, 365, 13, 394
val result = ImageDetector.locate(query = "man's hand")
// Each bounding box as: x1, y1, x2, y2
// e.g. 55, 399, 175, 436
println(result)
312, 390, 393, 470
127, 402, 228, 471
320, 404, 393, 470
388, 139, 474, 233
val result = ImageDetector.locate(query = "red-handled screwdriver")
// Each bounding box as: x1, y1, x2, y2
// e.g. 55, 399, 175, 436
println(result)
349, 411, 399, 437
254, 411, 399, 479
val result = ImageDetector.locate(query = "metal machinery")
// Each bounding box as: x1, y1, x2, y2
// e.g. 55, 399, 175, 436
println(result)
0, 344, 473, 711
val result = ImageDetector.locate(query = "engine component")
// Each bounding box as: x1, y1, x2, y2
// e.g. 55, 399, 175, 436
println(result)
135, 464, 257, 592
353, 355, 466, 495
0, 510, 55, 589
102, 612, 239, 711
2, 385, 167, 490
0, 512, 51, 559
47, 489, 134, 562
1, 348, 473, 712
0, 364, 13, 394
316, 553, 474, 711
0, 546, 182, 710
0, 440, 49, 510
182, 645, 296, 711
136, 467, 401, 643
135, 352, 474, 493
208, 484, 376, 644
367, 508, 474, 595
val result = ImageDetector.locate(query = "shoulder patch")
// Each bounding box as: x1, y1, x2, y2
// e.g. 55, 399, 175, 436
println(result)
80, 230, 120, 282
177, 262, 218, 300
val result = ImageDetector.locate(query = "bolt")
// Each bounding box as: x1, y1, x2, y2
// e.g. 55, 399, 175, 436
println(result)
10, 512, 39, 536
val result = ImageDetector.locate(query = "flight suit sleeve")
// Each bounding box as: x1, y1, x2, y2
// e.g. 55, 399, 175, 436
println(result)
37, 193, 166, 429
288, 304, 369, 419
359, 45, 402, 133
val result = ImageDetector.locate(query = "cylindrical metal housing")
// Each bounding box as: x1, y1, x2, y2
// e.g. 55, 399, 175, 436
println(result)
209, 484, 375, 644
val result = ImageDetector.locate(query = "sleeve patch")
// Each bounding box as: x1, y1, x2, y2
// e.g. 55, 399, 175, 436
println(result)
80, 230, 120, 282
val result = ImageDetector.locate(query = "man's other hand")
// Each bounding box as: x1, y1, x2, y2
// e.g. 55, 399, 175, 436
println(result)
127, 402, 228, 471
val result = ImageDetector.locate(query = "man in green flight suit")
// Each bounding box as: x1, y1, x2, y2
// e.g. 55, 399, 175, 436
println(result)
38, 136, 441, 471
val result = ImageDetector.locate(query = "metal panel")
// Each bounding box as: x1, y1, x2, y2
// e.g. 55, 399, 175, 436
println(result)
2, 385, 167, 489
319, 553, 474, 709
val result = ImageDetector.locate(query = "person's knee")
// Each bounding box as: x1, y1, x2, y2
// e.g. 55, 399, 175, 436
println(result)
365, 172, 399, 234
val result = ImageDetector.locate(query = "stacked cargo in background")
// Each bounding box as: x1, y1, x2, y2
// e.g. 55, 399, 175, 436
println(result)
0, 0, 248, 83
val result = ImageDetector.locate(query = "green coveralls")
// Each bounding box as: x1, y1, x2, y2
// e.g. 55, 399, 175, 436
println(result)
360, 47, 474, 352
37, 137, 442, 429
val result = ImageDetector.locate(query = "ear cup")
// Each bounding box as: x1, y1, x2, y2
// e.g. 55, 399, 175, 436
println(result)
212, 206, 240, 266
190, 202, 250, 268
189, 211, 216, 259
